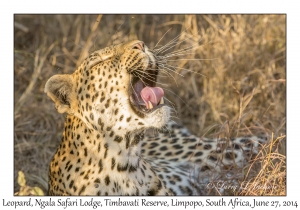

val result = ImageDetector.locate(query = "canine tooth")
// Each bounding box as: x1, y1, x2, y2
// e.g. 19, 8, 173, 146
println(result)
148, 101, 153, 109
160, 97, 164, 105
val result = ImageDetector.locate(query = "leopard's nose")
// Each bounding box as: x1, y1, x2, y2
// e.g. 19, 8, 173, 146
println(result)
132, 41, 145, 52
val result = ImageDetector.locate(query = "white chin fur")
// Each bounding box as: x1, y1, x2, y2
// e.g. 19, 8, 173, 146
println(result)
145, 106, 170, 129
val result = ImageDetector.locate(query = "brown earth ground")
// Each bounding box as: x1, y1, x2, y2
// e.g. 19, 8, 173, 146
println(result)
14, 14, 286, 195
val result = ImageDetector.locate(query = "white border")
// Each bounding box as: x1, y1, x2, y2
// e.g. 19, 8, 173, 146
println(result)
2, 0, 298, 208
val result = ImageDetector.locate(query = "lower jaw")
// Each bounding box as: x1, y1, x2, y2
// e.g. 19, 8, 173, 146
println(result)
130, 100, 168, 117
129, 101, 146, 119
146, 105, 170, 129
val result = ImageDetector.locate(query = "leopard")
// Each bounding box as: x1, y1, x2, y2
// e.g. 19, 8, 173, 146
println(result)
44, 39, 267, 195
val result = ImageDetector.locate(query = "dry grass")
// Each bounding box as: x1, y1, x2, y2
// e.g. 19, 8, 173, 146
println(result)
238, 135, 286, 196
14, 14, 286, 195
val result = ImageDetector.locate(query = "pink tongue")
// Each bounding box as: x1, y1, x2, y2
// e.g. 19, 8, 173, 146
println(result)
140, 86, 164, 109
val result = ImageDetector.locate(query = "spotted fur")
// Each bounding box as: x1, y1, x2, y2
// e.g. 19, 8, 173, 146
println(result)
45, 40, 266, 195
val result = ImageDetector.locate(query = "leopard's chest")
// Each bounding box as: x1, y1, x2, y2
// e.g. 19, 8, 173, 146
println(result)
48, 146, 154, 195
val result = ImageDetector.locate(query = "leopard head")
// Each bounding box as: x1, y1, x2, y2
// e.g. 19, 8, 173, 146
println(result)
44, 40, 170, 136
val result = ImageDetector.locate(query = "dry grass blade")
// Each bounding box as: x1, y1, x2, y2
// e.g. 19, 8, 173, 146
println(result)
236, 88, 256, 136
238, 135, 286, 196
76, 15, 103, 66
14, 22, 29, 33
239, 88, 256, 118
15, 42, 56, 115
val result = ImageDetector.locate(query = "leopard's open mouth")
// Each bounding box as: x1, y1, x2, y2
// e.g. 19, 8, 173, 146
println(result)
129, 67, 165, 114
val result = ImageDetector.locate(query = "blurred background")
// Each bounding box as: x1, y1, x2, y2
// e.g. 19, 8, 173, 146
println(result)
14, 14, 286, 195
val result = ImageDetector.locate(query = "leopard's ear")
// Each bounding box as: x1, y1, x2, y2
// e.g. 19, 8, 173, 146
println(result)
44, 74, 75, 114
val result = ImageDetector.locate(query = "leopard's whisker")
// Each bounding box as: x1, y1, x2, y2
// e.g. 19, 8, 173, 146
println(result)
153, 31, 184, 54
163, 87, 189, 107
161, 37, 204, 57
156, 62, 185, 78
134, 70, 169, 87
155, 29, 201, 55
153, 27, 173, 50
161, 63, 207, 77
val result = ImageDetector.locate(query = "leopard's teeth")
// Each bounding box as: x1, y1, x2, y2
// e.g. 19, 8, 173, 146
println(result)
148, 101, 153, 109
159, 97, 164, 105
